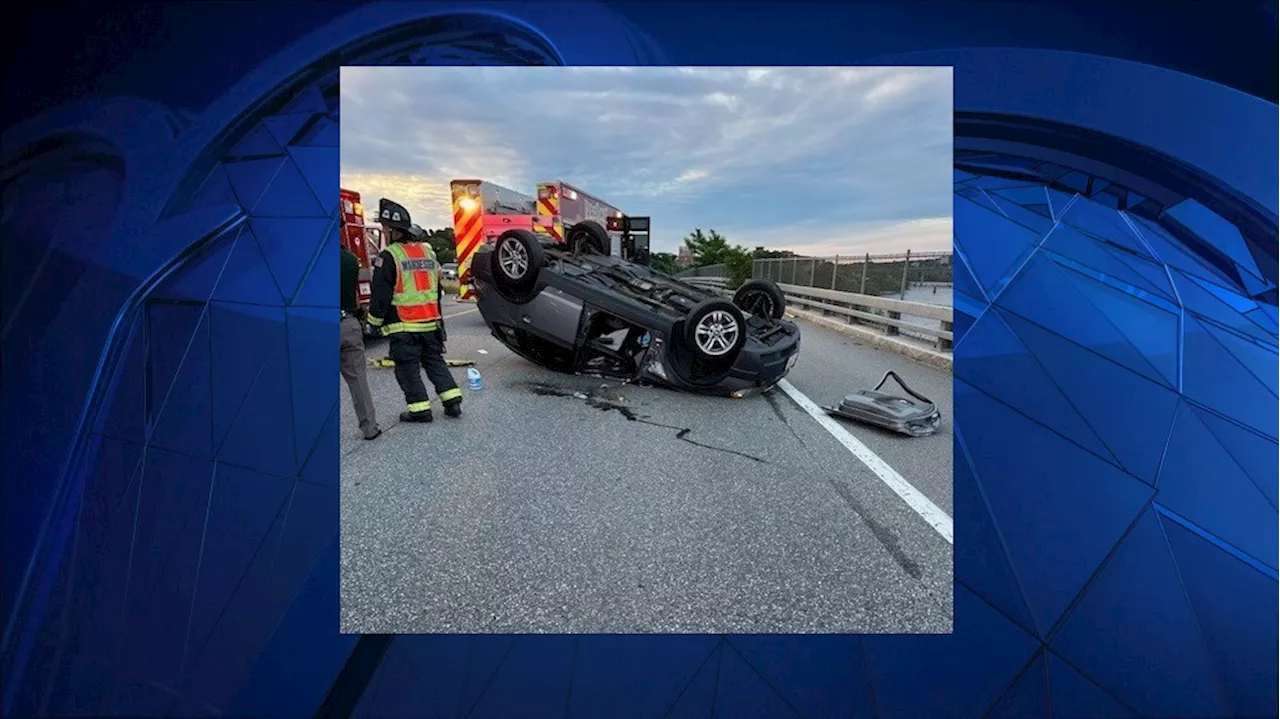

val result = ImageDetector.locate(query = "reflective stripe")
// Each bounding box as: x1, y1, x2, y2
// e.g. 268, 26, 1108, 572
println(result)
387, 242, 442, 324
439, 388, 463, 402
451, 181, 485, 284
534, 183, 563, 242
457, 253, 473, 286
380, 321, 440, 334
367, 315, 384, 326
407, 401, 431, 413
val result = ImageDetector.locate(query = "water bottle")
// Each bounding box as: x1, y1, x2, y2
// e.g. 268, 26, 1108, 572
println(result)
467, 368, 483, 391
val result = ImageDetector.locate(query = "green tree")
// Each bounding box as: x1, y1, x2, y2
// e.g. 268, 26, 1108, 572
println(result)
682, 228, 757, 288
682, 228, 736, 266
649, 252, 679, 275
423, 227, 457, 264
723, 245, 755, 288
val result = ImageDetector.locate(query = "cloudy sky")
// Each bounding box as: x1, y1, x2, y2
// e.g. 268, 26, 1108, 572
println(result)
340, 66, 953, 256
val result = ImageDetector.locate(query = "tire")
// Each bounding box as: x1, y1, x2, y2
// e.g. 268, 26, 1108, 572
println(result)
490, 229, 545, 301
732, 278, 786, 320
565, 220, 610, 255
682, 299, 747, 364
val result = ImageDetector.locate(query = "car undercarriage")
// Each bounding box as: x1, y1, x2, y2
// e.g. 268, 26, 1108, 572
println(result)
472, 225, 801, 395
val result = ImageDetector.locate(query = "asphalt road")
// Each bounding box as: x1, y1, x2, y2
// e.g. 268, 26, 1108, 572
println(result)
339, 296, 954, 634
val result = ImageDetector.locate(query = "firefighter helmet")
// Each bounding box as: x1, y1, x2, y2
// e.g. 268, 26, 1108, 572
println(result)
378, 198, 411, 229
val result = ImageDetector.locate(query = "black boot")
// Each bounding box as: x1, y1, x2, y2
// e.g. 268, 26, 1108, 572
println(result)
443, 400, 462, 419
399, 409, 433, 423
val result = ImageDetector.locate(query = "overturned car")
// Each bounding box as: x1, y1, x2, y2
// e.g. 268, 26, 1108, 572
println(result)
471, 224, 801, 396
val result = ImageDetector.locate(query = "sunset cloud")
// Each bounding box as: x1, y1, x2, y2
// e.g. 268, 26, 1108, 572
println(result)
340, 66, 952, 255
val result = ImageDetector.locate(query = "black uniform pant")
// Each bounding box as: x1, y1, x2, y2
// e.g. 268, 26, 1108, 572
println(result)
389, 330, 461, 413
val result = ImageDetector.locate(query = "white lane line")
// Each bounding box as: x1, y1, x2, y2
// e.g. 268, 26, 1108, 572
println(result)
444, 307, 479, 320
777, 379, 954, 544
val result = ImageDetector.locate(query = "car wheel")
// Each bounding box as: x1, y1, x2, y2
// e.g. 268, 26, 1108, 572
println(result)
490, 229, 544, 300
683, 299, 747, 364
565, 220, 610, 255
733, 278, 786, 320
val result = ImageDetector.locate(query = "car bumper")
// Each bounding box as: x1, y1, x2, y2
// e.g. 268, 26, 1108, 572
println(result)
637, 326, 801, 396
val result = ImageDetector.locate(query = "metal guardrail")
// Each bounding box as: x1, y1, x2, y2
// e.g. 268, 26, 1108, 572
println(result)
681, 276, 954, 353
677, 264, 731, 278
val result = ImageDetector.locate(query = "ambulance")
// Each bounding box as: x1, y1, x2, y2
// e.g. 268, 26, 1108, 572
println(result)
448, 179, 644, 300
531, 180, 628, 253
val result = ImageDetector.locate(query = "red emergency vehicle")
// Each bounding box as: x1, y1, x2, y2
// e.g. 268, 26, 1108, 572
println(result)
339, 188, 373, 309
448, 179, 633, 301
339, 188, 391, 339
533, 180, 626, 252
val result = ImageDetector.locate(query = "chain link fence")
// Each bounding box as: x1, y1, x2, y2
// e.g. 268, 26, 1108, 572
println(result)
677, 251, 953, 302
755, 251, 952, 303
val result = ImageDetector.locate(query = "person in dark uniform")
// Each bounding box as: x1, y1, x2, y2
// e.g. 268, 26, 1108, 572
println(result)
367, 198, 462, 423
340, 245, 381, 440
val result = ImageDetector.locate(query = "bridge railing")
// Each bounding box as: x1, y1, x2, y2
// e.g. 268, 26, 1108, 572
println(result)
680, 275, 953, 353
675, 251, 954, 352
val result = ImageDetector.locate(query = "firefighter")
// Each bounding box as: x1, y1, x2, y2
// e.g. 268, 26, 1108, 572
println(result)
367, 198, 462, 423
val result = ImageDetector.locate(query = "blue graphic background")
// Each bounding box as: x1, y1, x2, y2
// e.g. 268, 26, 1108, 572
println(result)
1, 2, 1275, 717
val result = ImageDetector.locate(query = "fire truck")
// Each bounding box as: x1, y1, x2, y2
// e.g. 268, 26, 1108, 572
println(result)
448, 179, 650, 300
339, 188, 388, 334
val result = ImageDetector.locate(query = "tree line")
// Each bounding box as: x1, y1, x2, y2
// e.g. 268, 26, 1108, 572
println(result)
419, 228, 459, 264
